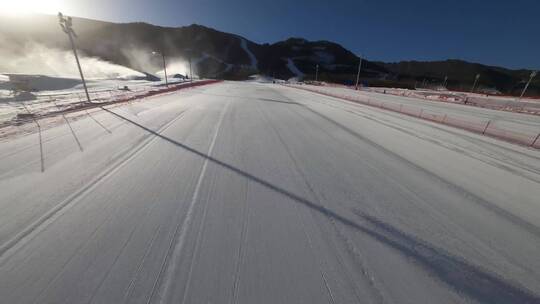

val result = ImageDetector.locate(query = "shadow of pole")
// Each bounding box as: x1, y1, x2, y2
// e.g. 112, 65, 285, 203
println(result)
356, 212, 540, 304
22, 102, 44, 172
53, 101, 83, 152
85, 109, 112, 134
102, 106, 540, 304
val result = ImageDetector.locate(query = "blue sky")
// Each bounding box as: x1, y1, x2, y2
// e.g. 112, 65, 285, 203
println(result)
46, 0, 540, 69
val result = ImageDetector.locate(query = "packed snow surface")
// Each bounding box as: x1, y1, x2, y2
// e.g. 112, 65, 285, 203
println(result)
300, 84, 540, 140
0, 82, 539, 304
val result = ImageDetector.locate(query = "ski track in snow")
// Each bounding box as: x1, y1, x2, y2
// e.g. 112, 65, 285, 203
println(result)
0, 82, 539, 304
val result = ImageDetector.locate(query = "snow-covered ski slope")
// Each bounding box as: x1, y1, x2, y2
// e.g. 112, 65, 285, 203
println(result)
291, 84, 540, 148
0, 82, 539, 303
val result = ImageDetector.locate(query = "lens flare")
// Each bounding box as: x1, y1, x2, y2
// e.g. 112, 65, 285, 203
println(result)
0, 0, 66, 16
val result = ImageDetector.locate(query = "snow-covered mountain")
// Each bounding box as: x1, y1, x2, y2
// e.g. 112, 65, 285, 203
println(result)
0, 14, 386, 82
1, 14, 538, 94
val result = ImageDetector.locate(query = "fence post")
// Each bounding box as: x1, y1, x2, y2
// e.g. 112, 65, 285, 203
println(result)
482, 120, 491, 135
531, 133, 540, 147
22, 103, 45, 172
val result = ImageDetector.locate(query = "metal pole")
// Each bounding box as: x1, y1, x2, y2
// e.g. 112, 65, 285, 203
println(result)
189, 55, 193, 83
22, 102, 44, 172
315, 64, 319, 82
59, 13, 91, 104
471, 74, 480, 93
519, 71, 537, 100
67, 33, 91, 103
355, 56, 363, 90
152, 51, 168, 86
162, 53, 168, 87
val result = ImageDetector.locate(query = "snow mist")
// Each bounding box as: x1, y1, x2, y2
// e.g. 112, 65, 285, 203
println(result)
0, 41, 144, 79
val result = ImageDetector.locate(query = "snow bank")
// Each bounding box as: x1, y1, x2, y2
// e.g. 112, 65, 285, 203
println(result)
0, 74, 81, 91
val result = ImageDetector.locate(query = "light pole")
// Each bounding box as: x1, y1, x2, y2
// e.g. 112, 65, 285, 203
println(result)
315, 64, 319, 82
471, 74, 480, 93
355, 55, 363, 90
58, 12, 91, 104
519, 70, 537, 100
189, 56, 193, 83
152, 51, 168, 87
184, 49, 194, 83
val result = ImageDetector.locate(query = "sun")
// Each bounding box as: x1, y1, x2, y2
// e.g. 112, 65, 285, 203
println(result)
0, 0, 66, 16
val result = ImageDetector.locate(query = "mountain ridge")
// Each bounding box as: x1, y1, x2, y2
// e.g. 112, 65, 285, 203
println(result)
1, 14, 538, 95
